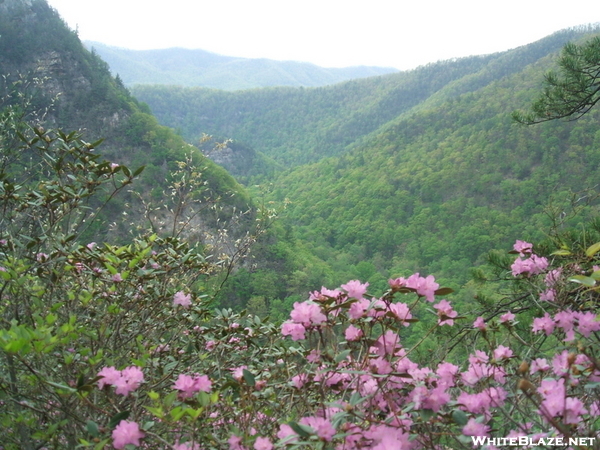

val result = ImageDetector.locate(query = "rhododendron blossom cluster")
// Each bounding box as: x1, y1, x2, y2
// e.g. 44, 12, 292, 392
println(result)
97, 365, 144, 396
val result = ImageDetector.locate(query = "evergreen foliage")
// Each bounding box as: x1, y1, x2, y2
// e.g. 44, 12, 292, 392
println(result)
513, 35, 600, 123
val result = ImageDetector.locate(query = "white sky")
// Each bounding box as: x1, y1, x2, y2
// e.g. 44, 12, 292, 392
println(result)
45, 0, 600, 70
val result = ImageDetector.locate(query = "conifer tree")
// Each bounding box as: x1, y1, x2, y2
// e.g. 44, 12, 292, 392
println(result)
513, 35, 600, 123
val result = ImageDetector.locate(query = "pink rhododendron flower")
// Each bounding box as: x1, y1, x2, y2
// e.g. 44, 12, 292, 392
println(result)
230, 365, 247, 381
433, 299, 457, 326
457, 391, 491, 414
499, 311, 515, 323
299, 416, 336, 441
309, 286, 342, 301
576, 310, 600, 337
173, 291, 192, 308
462, 418, 490, 437
374, 330, 400, 356
281, 321, 306, 340
564, 397, 587, 424
112, 420, 145, 449
528, 358, 548, 376
364, 425, 411, 450
532, 313, 555, 336
473, 316, 487, 330
513, 239, 533, 255
388, 277, 407, 290
98, 366, 144, 396
111, 273, 123, 283
253, 437, 273, 450
344, 324, 363, 341
436, 361, 459, 388
306, 349, 320, 363
228, 434, 246, 450
544, 268, 562, 286
422, 386, 450, 412
97, 366, 121, 389
388, 301, 412, 324
554, 310, 576, 341
290, 301, 326, 326
277, 424, 298, 443
540, 288, 556, 302
292, 373, 309, 389
348, 298, 370, 319
341, 279, 369, 299
493, 345, 513, 361
370, 357, 393, 374
511, 254, 549, 276
406, 273, 439, 302
173, 374, 212, 398
114, 366, 144, 396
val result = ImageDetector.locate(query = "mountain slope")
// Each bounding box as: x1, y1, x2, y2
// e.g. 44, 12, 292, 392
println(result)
132, 27, 590, 172
0, 0, 252, 242
85, 41, 398, 90
273, 27, 600, 284
133, 24, 600, 289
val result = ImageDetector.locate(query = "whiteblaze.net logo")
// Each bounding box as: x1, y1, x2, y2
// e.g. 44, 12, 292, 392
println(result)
470, 436, 597, 447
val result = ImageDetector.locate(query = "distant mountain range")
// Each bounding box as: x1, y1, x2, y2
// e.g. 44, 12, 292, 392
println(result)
84, 41, 398, 90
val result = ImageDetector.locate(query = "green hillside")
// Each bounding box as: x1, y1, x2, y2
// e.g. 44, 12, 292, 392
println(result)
86, 41, 397, 90
131, 27, 589, 171
133, 25, 600, 291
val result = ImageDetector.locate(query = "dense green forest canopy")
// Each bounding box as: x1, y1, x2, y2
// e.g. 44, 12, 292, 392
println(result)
134, 25, 600, 300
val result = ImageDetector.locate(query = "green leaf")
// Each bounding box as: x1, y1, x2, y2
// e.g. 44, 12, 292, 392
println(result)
242, 369, 255, 386
452, 409, 468, 426
108, 410, 130, 429
144, 406, 164, 419
434, 287, 454, 296
551, 249, 572, 256
586, 241, 600, 257
335, 349, 352, 363
86, 420, 99, 437
288, 421, 312, 438
46, 380, 77, 393
568, 275, 596, 287
170, 406, 186, 421
419, 409, 434, 421
121, 165, 131, 177
94, 438, 111, 450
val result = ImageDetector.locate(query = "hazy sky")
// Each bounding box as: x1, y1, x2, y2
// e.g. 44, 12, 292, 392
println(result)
45, 0, 599, 70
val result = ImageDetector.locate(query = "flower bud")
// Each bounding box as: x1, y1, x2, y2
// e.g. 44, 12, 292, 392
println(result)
518, 378, 535, 395
517, 361, 529, 375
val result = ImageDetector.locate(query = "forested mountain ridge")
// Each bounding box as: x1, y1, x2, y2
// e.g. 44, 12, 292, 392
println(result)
132, 26, 594, 174
134, 24, 600, 292
85, 41, 398, 90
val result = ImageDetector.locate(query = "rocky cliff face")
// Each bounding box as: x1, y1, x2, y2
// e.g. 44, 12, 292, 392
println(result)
0, 0, 134, 138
